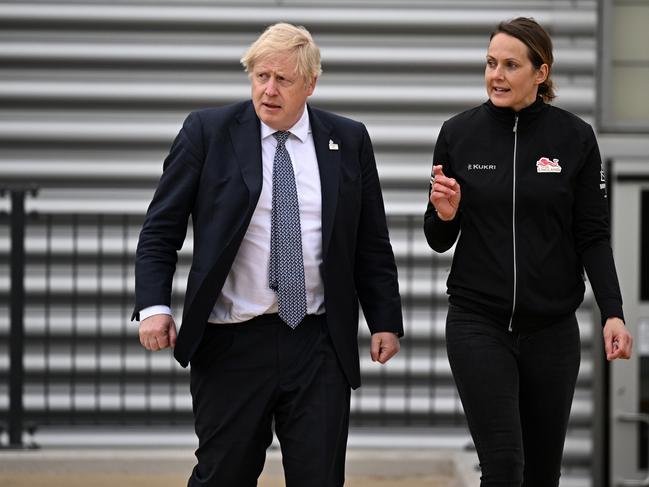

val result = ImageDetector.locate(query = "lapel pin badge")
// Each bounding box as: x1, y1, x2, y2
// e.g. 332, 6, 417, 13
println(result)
328, 139, 339, 151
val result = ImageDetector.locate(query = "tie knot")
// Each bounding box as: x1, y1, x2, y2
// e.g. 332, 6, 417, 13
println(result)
273, 131, 290, 145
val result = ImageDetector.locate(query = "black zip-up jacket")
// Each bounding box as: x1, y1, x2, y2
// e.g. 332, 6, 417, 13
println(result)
424, 97, 624, 330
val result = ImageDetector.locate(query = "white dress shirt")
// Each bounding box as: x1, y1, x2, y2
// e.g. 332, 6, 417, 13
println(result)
139, 107, 325, 323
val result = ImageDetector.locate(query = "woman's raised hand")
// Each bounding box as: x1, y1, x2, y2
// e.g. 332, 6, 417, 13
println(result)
430, 164, 461, 221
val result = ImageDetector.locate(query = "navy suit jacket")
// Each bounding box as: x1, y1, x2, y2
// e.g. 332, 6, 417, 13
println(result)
133, 100, 403, 388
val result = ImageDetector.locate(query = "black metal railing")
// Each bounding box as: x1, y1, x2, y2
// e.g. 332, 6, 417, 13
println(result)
0, 192, 461, 447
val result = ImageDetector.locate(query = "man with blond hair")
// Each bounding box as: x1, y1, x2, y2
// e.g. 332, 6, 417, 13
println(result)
133, 23, 403, 486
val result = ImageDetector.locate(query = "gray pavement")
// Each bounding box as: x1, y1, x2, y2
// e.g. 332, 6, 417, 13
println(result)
0, 448, 481, 486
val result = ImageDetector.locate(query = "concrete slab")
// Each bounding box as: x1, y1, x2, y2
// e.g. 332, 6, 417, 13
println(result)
0, 448, 479, 486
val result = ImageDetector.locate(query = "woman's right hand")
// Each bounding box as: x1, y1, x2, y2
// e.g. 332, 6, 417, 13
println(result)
430, 164, 461, 221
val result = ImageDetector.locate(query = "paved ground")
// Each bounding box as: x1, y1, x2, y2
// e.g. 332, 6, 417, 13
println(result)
0, 448, 480, 486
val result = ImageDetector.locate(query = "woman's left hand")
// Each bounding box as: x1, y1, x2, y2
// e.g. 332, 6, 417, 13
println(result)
603, 317, 633, 360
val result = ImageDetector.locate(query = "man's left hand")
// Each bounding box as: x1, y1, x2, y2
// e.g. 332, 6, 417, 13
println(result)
370, 332, 400, 364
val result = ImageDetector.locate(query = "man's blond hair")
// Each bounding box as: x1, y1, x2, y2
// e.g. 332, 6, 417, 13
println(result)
241, 23, 322, 83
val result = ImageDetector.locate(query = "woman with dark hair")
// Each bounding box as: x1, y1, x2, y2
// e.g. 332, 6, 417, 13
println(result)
424, 17, 632, 486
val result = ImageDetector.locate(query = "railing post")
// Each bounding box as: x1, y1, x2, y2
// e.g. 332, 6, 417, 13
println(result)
9, 189, 26, 447
1, 186, 36, 448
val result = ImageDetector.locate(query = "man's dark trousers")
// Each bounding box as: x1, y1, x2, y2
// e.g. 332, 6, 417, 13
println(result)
188, 313, 350, 487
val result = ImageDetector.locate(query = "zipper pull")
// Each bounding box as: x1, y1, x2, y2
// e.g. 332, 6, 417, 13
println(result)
513, 115, 519, 133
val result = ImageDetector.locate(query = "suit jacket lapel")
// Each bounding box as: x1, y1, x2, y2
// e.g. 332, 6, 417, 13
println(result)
229, 102, 263, 203
309, 106, 340, 261
228, 103, 340, 260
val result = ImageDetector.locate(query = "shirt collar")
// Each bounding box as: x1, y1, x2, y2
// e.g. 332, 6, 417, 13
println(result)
260, 105, 311, 143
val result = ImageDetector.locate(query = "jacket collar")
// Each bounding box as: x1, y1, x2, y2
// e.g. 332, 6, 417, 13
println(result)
483, 96, 547, 130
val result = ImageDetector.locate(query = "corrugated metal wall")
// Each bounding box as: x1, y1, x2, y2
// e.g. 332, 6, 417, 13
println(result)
1, 1, 601, 484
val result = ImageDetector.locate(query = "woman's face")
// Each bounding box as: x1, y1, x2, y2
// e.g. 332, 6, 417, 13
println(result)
485, 33, 548, 112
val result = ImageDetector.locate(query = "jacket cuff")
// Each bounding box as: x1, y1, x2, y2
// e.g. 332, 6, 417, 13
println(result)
597, 297, 625, 326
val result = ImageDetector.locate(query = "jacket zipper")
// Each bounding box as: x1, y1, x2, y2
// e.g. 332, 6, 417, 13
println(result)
508, 114, 519, 332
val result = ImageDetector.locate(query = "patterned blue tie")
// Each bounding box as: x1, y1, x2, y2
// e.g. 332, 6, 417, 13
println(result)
269, 131, 307, 328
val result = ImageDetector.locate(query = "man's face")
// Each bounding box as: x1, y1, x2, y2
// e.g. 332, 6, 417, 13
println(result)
251, 53, 316, 131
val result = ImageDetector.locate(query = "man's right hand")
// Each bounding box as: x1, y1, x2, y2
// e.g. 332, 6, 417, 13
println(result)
139, 314, 177, 351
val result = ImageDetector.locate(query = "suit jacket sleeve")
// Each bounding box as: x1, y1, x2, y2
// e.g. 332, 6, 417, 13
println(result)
354, 126, 404, 336
132, 112, 205, 320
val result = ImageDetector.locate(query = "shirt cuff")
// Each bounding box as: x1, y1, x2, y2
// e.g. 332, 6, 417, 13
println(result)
139, 305, 172, 321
